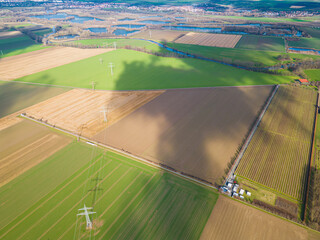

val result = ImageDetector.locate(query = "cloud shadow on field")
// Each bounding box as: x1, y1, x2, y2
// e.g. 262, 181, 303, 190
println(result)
90, 50, 279, 239
0, 77, 68, 119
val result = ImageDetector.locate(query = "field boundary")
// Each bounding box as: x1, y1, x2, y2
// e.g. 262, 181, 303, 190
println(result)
225, 84, 279, 183
13, 115, 320, 237
0, 79, 276, 92
20, 114, 218, 192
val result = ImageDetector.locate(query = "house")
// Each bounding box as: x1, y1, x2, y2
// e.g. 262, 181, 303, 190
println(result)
239, 189, 245, 195
299, 79, 309, 84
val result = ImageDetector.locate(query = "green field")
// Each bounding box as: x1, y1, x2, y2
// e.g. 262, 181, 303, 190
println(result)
0, 141, 218, 239
208, 15, 317, 23
15, 49, 294, 90
70, 38, 166, 53
236, 86, 317, 202
32, 29, 52, 36
167, 42, 320, 67
302, 27, 320, 38
0, 34, 49, 58
0, 81, 69, 118
288, 37, 320, 50
305, 69, 320, 81
235, 35, 285, 52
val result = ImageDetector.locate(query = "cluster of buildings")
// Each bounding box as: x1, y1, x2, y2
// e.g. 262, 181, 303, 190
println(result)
221, 181, 251, 200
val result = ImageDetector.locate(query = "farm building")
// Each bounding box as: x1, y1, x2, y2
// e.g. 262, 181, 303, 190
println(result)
299, 79, 309, 84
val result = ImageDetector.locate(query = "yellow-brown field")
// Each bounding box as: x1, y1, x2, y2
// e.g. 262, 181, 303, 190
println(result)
24, 88, 164, 137
131, 30, 186, 42
200, 196, 320, 240
174, 32, 242, 48
0, 47, 112, 80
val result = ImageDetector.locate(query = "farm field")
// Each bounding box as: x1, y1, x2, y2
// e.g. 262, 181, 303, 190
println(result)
94, 86, 273, 183
235, 35, 285, 52
0, 141, 218, 240
0, 30, 23, 39
305, 69, 320, 81
69, 38, 167, 53
0, 141, 102, 234
236, 86, 317, 201
209, 15, 314, 23
302, 27, 320, 38
0, 119, 71, 187
288, 37, 320, 50
166, 42, 320, 67
0, 81, 69, 118
32, 28, 52, 36
131, 29, 186, 41
174, 32, 242, 48
0, 47, 112, 80
200, 196, 320, 240
15, 49, 294, 90
0, 33, 47, 58
24, 88, 164, 137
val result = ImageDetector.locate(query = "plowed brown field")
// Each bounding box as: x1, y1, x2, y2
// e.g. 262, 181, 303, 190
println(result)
0, 119, 71, 187
0, 47, 112, 80
174, 32, 242, 48
24, 88, 164, 137
94, 86, 273, 183
200, 196, 319, 240
131, 30, 186, 41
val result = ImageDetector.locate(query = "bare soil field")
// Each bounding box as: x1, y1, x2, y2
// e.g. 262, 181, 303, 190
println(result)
200, 196, 319, 240
24, 88, 164, 137
174, 32, 242, 48
131, 30, 186, 42
94, 86, 273, 183
0, 119, 71, 187
0, 31, 23, 39
0, 47, 112, 80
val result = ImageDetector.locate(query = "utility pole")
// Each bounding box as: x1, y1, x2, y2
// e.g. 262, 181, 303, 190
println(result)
91, 81, 96, 91
100, 107, 108, 122
108, 62, 114, 76
113, 42, 117, 50
77, 204, 96, 230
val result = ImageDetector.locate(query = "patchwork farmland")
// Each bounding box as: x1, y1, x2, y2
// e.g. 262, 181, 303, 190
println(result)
0, 120, 71, 187
94, 86, 273, 183
15, 49, 293, 90
174, 32, 242, 48
236, 86, 317, 200
0, 141, 218, 240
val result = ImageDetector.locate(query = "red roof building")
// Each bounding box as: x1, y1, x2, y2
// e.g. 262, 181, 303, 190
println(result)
299, 79, 309, 84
